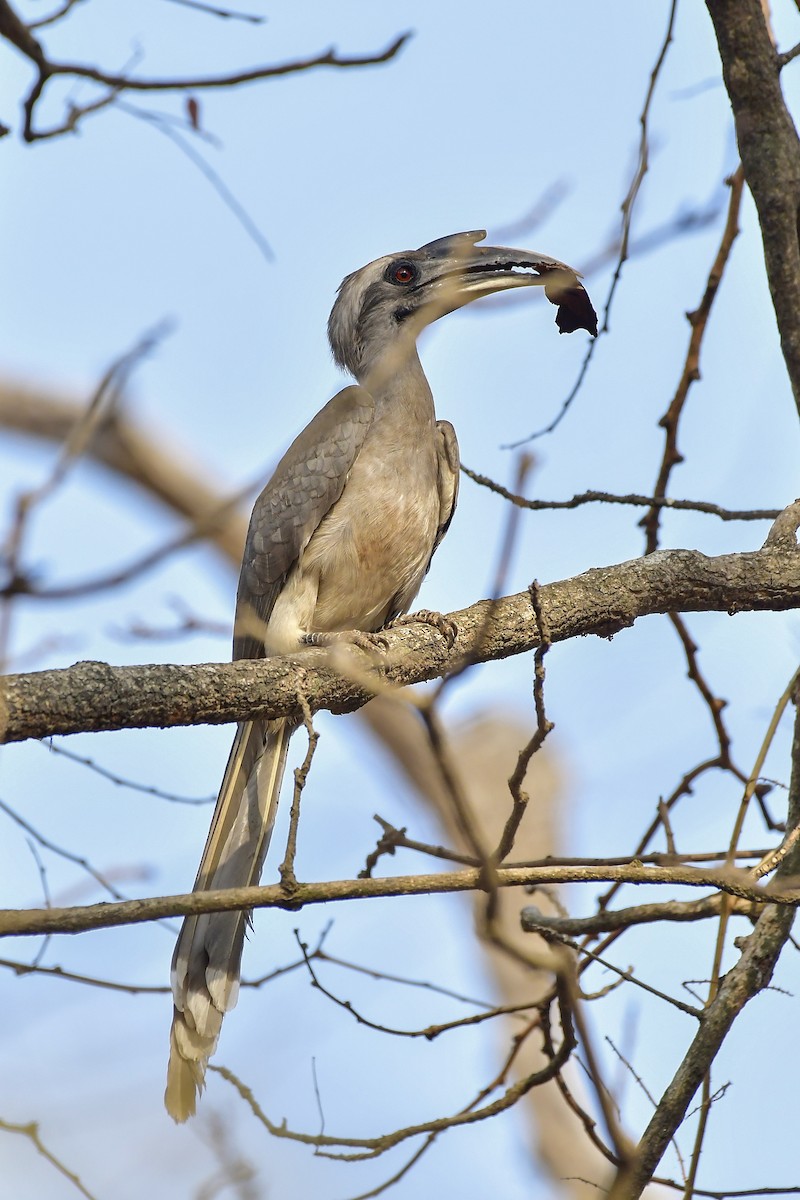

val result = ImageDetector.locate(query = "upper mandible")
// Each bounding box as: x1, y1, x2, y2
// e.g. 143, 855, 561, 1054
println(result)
327, 229, 597, 380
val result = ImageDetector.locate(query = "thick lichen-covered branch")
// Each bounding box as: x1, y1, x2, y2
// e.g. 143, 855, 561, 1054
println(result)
1, 543, 799, 744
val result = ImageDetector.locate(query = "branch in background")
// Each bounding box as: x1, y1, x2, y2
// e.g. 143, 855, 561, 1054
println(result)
507, 0, 678, 444
0, 325, 172, 668
641, 165, 746, 554
608, 683, 800, 1198
209, 984, 571, 1163
27, 0, 87, 33
2, 860, 797, 941
522, 893, 756, 936
706, 0, 800, 418
0, 0, 411, 142
612, 162, 758, 947
461, 468, 779, 523
41, 738, 214, 805
0, 383, 250, 565
0, 1117, 96, 1200
1, 475, 258, 603
118, 101, 275, 263
160, 0, 265, 23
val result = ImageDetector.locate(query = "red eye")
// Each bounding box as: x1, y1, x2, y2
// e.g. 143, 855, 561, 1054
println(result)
392, 263, 415, 284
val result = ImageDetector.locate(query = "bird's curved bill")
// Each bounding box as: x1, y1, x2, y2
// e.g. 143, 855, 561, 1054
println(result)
421, 231, 598, 337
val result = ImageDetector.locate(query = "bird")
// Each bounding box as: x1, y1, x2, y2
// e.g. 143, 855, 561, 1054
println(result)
164, 230, 597, 1121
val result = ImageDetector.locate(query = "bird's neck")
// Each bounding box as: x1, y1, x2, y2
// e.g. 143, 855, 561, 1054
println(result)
358, 344, 435, 420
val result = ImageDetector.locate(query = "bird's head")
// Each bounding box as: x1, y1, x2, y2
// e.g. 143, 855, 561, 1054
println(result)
327, 230, 597, 381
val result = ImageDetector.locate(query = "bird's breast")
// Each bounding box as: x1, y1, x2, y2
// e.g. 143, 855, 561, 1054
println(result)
302, 433, 441, 633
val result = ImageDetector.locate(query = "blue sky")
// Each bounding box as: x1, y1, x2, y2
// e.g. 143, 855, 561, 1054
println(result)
2, 3, 800, 1198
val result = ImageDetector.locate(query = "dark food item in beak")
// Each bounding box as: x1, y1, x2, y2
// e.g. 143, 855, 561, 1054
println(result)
541, 269, 598, 337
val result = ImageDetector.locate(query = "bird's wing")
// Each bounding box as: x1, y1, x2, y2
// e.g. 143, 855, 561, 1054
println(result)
233, 385, 375, 660
428, 418, 460, 570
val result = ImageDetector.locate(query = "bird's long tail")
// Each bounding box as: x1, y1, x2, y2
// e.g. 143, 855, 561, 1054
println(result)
165, 716, 293, 1122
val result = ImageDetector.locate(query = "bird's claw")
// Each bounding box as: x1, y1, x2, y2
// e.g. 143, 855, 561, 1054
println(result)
386, 609, 458, 649
303, 629, 389, 652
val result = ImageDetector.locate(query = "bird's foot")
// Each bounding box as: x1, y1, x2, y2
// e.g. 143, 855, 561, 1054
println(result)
386, 609, 458, 648
302, 629, 389, 653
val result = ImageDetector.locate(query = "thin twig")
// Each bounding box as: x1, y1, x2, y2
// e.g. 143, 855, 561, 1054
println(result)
608, 688, 800, 1198
493, 581, 554, 864
507, 0, 678, 443
0, 794, 129, 902
461, 468, 780, 522
358, 814, 477, 877
0, 1118, 97, 1199
606, 1037, 687, 1184
119, 102, 275, 262
295, 931, 539, 1041
10, 20, 411, 141
2, 472, 261, 602
42, 739, 214, 805
210, 982, 574, 1160
27, 0, 86, 31
311, 947, 509, 1011
0, 323, 170, 662
162, 0, 265, 21
683, 667, 800, 1193
279, 693, 317, 890
641, 165, 746, 553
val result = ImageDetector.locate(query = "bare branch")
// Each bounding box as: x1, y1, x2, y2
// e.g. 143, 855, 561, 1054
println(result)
0, 793, 132, 902
706, 0, 800, 417
278, 694, 317, 890
641, 165, 746, 553
0, 861, 796, 940
42, 738, 214, 805
50, 33, 412, 95
0, 383, 249, 567
2, 542, 798, 743
461, 468, 780, 523
294, 932, 539, 1042
493, 580, 553, 863
119, 102, 275, 262
208, 990, 573, 1160
0, 0, 412, 144
161, 0, 265, 22
2, 473, 257, 602
608, 680, 800, 1198
508, 0, 678, 443
0, 324, 171, 664
522, 893, 753, 936
0, 1117, 97, 1199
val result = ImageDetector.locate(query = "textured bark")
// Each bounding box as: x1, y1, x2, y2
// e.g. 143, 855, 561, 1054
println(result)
706, 0, 800, 414
2, 545, 798, 744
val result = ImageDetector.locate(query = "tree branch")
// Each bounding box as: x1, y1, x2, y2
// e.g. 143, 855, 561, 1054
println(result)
460, 467, 780, 523
1, 544, 798, 744
705, 0, 800, 416
0, 382, 249, 566
608, 679, 800, 1198
47, 34, 412, 94
0, 0, 411, 142
1, 862, 797, 940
